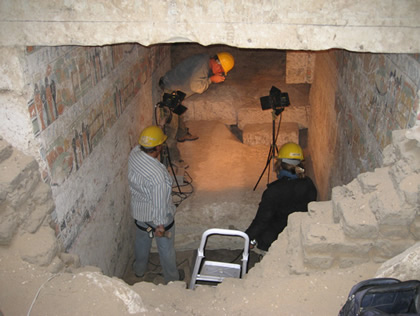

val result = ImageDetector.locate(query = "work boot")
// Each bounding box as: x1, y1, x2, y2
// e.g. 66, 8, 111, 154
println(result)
177, 129, 199, 142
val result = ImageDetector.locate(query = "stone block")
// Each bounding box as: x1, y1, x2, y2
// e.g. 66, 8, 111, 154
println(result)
0, 47, 25, 91
307, 201, 334, 224
286, 51, 315, 84
242, 122, 299, 146
371, 238, 417, 263
31, 181, 53, 205
385, 132, 420, 183
182, 85, 237, 125
17, 226, 58, 266
369, 191, 416, 226
399, 174, 420, 207
0, 149, 39, 208
331, 178, 363, 223
379, 224, 412, 239
410, 216, 420, 239
331, 186, 348, 223
237, 105, 308, 130
302, 253, 334, 269
302, 222, 373, 256
337, 256, 370, 269
23, 199, 55, 234
335, 195, 379, 239
0, 205, 18, 245
375, 242, 420, 281
0, 138, 13, 163
286, 212, 310, 275
357, 167, 390, 194
393, 132, 420, 171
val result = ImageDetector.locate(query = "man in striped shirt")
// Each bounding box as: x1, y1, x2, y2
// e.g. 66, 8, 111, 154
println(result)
128, 125, 181, 283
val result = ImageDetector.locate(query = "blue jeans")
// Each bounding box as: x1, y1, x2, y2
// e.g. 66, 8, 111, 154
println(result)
133, 222, 179, 284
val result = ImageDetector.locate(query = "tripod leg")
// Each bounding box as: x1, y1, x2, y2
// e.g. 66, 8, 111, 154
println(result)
163, 144, 183, 194
253, 144, 274, 191
253, 114, 279, 191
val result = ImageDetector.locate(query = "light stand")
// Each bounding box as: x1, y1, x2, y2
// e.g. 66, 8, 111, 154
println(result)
253, 86, 290, 191
253, 109, 284, 191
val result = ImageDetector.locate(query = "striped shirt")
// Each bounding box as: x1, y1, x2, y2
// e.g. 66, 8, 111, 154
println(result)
128, 146, 175, 226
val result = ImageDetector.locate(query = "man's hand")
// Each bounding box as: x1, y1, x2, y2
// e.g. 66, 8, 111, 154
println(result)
155, 225, 165, 237
210, 74, 226, 83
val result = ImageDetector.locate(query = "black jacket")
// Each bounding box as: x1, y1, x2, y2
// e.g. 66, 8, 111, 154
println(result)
245, 176, 317, 251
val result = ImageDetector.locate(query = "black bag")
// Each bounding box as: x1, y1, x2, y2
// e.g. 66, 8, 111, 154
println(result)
338, 278, 420, 316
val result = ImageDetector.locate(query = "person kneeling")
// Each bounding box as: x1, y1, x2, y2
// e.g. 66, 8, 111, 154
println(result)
245, 142, 317, 252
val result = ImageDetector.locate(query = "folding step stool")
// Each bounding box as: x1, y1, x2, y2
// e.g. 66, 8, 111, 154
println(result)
189, 228, 250, 290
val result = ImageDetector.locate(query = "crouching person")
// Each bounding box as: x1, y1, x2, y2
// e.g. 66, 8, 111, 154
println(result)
245, 142, 317, 253
128, 125, 183, 283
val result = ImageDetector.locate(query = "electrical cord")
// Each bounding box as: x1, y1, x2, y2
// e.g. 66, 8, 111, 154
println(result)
27, 273, 60, 316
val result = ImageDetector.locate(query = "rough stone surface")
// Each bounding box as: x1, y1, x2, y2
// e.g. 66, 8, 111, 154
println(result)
237, 105, 309, 130
0, 205, 18, 244
16, 226, 58, 267
376, 242, 420, 281
242, 122, 299, 146
0, 150, 39, 212
307, 201, 335, 224
22, 199, 55, 234
357, 167, 391, 194
399, 174, 420, 206
302, 222, 373, 257
371, 239, 417, 263
411, 216, 420, 239
335, 194, 379, 239
286, 51, 315, 84
0, 138, 12, 163
0, 0, 419, 54
0, 46, 25, 91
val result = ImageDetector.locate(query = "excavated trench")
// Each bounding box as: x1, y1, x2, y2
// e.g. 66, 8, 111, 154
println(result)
121, 44, 314, 286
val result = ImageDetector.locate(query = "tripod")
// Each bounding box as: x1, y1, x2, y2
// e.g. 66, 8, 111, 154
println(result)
253, 109, 284, 191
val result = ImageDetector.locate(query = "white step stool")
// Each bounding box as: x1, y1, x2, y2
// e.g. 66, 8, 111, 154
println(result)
189, 228, 250, 290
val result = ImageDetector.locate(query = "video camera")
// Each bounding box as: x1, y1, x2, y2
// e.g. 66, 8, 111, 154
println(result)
158, 91, 188, 115
260, 86, 290, 116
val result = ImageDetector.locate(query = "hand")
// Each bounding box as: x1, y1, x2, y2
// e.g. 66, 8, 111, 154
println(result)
155, 225, 165, 237
210, 74, 226, 83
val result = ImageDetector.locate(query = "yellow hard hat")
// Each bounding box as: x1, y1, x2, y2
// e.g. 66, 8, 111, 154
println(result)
217, 52, 235, 74
138, 125, 167, 148
277, 142, 304, 165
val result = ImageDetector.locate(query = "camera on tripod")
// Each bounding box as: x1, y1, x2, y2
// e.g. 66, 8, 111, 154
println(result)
260, 86, 290, 116
158, 91, 188, 115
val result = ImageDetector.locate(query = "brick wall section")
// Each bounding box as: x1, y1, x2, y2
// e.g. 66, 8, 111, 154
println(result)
286, 51, 315, 84
308, 51, 339, 200
309, 51, 419, 200
22, 44, 170, 276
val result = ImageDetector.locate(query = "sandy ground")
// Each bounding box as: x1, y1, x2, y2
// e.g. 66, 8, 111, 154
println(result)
0, 226, 381, 316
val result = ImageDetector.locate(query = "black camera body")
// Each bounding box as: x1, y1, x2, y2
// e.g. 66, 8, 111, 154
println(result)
260, 86, 290, 116
159, 91, 188, 115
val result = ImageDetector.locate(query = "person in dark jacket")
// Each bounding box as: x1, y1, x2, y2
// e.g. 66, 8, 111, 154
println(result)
245, 142, 317, 252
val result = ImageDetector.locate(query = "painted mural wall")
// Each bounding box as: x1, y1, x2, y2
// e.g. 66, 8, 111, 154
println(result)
23, 44, 170, 276
309, 51, 419, 200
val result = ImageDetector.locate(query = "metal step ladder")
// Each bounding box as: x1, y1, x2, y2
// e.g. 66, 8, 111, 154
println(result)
189, 228, 250, 290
